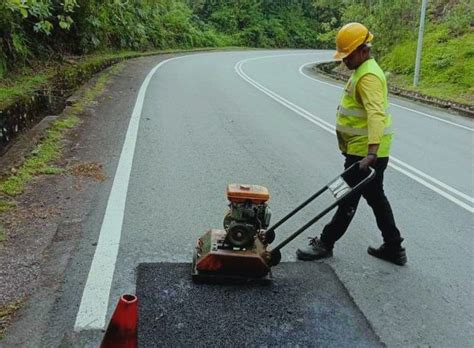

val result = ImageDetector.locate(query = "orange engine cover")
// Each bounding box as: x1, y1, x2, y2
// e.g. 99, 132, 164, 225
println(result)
226, 184, 270, 204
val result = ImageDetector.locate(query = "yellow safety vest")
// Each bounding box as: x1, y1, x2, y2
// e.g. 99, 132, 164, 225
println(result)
336, 58, 393, 157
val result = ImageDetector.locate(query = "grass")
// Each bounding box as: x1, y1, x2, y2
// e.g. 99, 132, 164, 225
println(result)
0, 117, 78, 196
381, 25, 474, 105
0, 299, 24, 340
0, 70, 53, 109
0, 200, 15, 213
0, 62, 125, 196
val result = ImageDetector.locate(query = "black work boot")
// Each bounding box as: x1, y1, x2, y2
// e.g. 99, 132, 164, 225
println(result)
296, 237, 333, 261
367, 242, 407, 266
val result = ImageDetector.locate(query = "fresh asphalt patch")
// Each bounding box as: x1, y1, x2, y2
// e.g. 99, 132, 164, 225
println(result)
137, 262, 383, 347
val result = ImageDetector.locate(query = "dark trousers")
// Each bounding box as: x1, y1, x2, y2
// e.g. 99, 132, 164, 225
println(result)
320, 154, 403, 248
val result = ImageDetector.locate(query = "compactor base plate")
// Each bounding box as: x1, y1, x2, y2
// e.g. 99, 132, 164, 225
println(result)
192, 229, 271, 283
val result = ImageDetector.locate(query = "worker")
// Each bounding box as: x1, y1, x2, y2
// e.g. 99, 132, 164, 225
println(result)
296, 23, 407, 266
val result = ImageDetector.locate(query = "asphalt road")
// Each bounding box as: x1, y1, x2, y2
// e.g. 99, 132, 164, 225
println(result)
6, 50, 472, 347
136, 263, 383, 347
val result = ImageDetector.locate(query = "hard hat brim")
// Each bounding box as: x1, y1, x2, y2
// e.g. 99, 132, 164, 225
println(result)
367, 32, 374, 44
333, 50, 348, 60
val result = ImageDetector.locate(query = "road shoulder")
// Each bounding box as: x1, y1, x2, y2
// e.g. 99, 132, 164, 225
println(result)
0, 54, 180, 346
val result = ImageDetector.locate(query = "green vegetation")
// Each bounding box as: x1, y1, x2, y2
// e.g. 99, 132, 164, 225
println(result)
0, 200, 15, 213
0, 299, 24, 339
0, 115, 77, 196
0, 71, 51, 109
0, 1, 338, 79
0, 0, 472, 105
188, 0, 343, 48
0, 0, 225, 79
0, 63, 124, 196
381, 26, 473, 104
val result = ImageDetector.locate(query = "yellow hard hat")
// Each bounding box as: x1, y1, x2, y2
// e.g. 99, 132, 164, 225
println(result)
334, 22, 374, 60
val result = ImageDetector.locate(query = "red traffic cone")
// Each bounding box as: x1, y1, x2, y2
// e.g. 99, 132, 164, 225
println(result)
101, 294, 138, 348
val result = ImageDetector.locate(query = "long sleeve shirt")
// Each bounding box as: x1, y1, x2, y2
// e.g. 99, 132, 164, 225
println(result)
356, 74, 386, 145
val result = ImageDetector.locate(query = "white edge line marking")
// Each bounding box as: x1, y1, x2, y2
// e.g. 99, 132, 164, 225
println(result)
74, 54, 194, 331
389, 157, 473, 203
388, 163, 474, 212
298, 61, 474, 132
235, 56, 473, 213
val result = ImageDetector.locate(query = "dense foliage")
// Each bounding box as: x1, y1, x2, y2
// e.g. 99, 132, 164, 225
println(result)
0, 0, 223, 77
0, 0, 472, 101
0, 0, 334, 77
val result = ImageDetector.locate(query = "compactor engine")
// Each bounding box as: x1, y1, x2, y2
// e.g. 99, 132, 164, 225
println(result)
223, 184, 272, 248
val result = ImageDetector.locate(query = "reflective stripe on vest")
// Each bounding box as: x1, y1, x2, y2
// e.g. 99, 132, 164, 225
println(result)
337, 105, 391, 118
337, 105, 366, 117
336, 124, 393, 136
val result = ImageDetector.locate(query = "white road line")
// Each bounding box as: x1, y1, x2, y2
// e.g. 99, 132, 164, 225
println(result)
235, 58, 474, 213
74, 54, 192, 331
298, 62, 474, 132
389, 157, 474, 203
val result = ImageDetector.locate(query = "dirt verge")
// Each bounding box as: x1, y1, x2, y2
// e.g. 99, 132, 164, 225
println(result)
0, 63, 123, 341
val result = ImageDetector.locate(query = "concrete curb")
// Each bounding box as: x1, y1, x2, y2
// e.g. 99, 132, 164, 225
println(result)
313, 61, 474, 118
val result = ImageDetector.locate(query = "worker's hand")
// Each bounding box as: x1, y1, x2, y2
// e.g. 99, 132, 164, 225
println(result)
359, 154, 377, 171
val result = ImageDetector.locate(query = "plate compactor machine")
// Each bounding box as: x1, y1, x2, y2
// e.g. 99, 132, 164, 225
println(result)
192, 164, 375, 282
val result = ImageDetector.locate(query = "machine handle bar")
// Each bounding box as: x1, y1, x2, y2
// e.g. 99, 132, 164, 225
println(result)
269, 163, 375, 253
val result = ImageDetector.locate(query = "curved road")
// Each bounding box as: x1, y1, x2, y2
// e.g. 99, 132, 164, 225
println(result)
22, 50, 474, 347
